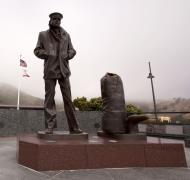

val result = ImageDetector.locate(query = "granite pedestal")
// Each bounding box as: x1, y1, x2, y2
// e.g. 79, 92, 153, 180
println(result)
37, 131, 88, 140
18, 134, 187, 171
97, 131, 147, 141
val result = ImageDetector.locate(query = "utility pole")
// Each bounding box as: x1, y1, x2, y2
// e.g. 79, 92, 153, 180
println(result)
147, 62, 158, 122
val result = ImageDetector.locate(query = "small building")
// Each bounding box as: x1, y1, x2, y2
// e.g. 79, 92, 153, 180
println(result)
159, 116, 171, 123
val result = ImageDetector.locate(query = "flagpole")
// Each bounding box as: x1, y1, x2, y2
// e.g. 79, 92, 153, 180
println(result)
17, 55, 21, 110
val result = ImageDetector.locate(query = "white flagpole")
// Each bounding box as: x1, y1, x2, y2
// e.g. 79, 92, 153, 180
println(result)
17, 54, 22, 110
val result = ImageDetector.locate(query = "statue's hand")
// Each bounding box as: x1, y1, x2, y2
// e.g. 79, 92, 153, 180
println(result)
65, 54, 70, 61
62, 53, 70, 61
67, 49, 76, 60
39, 50, 49, 59
34, 47, 49, 60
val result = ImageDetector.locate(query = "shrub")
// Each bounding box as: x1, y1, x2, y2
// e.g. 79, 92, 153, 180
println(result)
73, 97, 102, 111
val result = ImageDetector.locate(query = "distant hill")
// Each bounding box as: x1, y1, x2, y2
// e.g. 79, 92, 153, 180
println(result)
156, 98, 190, 112
0, 83, 65, 110
0, 83, 190, 112
0, 83, 43, 106
130, 98, 190, 112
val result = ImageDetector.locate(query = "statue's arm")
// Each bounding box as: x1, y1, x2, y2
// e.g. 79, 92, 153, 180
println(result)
67, 34, 76, 60
34, 32, 48, 60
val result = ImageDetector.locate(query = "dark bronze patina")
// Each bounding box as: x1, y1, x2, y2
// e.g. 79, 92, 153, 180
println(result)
100, 73, 147, 135
34, 12, 82, 134
101, 73, 126, 134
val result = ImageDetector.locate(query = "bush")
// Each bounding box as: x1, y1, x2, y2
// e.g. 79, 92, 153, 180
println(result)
73, 97, 142, 113
125, 104, 143, 114
73, 97, 102, 111
88, 97, 103, 111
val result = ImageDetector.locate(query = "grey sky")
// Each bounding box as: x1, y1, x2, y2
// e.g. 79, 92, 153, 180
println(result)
0, 0, 190, 102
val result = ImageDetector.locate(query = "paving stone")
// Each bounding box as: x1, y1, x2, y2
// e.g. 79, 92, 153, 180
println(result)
50, 169, 111, 180
106, 168, 190, 180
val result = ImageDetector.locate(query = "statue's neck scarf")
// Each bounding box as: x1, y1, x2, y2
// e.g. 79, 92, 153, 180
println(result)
49, 26, 64, 42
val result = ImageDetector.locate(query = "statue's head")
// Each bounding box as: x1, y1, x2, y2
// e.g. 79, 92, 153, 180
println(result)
49, 12, 63, 28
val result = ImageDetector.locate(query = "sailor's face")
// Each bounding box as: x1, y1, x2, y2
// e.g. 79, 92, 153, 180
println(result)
50, 16, 61, 27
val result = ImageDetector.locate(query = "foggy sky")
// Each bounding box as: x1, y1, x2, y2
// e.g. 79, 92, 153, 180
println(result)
0, 0, 190, 102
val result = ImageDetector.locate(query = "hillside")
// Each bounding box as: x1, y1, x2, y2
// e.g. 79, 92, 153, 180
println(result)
0, 83, 43, 106
0, 83, 190, 112
0, 83, 65, 110
156, 98, 190, 112
127, 98, 190, 112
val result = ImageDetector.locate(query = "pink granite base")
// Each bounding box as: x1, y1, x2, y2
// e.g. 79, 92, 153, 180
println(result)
18, 135, 187, 171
